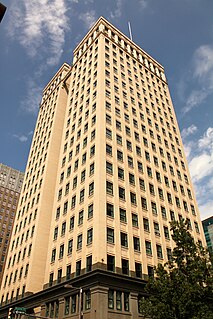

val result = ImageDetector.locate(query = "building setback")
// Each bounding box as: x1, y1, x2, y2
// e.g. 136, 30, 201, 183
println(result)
0, 164, 24, 286
0, 17, 206, 319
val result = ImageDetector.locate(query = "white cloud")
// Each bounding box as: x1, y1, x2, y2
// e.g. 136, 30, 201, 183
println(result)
198, 127, 213, 149
12, 130, 33, 143
185, 127, 213, 220
193, 45, 213, 79
183, 89, 209, 114
198, 199, 213, 220
79, 10, 97, 29
109, 0, 123, 19
182, 44, 213, 114
21, 79, 42, 114
189, 153, 213, 182
7, 0, 69, 66
181, 124, 197, 139
139, 0, 148, 9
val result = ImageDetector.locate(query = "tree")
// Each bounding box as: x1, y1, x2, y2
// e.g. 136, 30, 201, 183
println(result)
139, 220, 213, 319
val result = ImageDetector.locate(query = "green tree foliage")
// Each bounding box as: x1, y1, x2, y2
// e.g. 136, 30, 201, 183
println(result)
139, 220, 213, 319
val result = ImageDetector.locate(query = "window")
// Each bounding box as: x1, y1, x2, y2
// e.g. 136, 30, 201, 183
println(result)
128, 156, 134, 167
87, 228, 93, 244
68, 239, 73, 254
120, 208, 127, 222
86, 255, 92, 272
164, 226, 170, 239
51, 249, 56, 262
119, 187, 125, 200
130, 192, 137, 205
107, 203, 114, 217
78, 210, 84, 224
141, 197, 147, 210
54, 227, 58, 240
106, 161, 113, 175
120, 232, 128, 247
145, 241, 152, 255
147, 167, 152, 177
118, 167, 124, 180
108, 289, 114, 309
133, 237, 140, 251
161, 206, 167, 219
70, 216, 74, 230
135, 262, 142, 278
90, 162, 94, 175
106, 181, 113, 195
122, 259, 129, 275
85, 290, 91, 309
132, 213, 138, 227
76, 260, 81, 276
57, 269, 62, 283
143, 218, 149, 232
89, 182, 94, 196
107, 227, 114, 243
107, 254, 115, 271
61, 222, 66, 236
129, 173, 135, 185
71, 195, 76, 209
77, 234, 82, 250
88, 203, 93, 219
156, 244, 163, 259
106, 128, 112, 139
124, 293, 129, 311
116, 291, 122, 310
106, 144, 112, 156
117, 150, 123, 161
59, 244, 64, 259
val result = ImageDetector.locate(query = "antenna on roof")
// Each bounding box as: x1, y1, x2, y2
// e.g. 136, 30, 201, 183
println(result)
128, 22, 133, 41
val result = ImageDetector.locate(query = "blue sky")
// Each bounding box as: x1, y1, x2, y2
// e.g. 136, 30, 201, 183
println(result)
0, 0, 212, 220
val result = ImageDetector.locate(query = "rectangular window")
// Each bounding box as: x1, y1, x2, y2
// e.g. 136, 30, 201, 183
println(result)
133, 237, 140, 251
86, 255, 92, 272
145, 241, 152, 255
156, 244, 163, 259
76, 260, 81, 276
77, 234, 82, 250
122, 259, 129, 275
135, 262, 142, 278
68, 239, 73, 254
88, 203, 93, 219
124, 293, 129, 311
106, 181, 113, 195
132, 213, 138, 227
120, 232, 128, 247
107, 203, 114, 217
119, 187, 125, 200
107, 255, 115, 272
143, 218, 149, 232
87, 228, 93, 244
120, 208, 127, 222
107, 227, 114, 243
108, 289, 114, 309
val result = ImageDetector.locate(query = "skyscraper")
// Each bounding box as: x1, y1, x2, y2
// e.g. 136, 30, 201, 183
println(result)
0, 17, 205, 319
0, 164, 24, 286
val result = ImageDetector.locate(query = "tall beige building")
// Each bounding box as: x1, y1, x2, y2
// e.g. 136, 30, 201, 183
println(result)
0, 17, 205, 319
0, 164, 24, 286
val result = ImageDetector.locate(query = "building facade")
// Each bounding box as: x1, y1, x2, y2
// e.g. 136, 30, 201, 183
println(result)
0, 17, 205, 319
0, 164, 24, 286
202, 216, 213, 256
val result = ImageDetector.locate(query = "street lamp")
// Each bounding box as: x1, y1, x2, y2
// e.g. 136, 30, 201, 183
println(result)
64, 284, 83, 319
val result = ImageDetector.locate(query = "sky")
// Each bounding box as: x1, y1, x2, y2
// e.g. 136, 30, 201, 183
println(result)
0, 0, 212, 220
